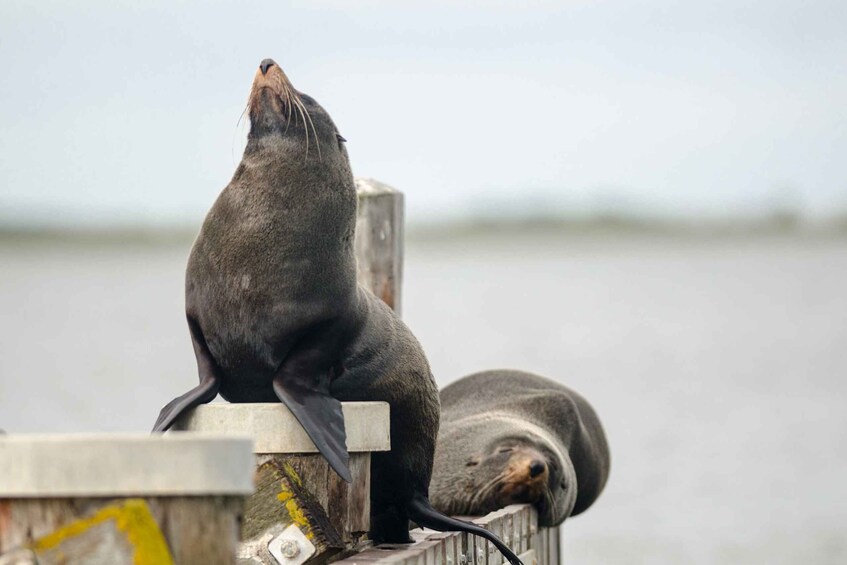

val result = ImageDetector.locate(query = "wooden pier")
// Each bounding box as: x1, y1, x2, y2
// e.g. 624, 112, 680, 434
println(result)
0, 179, 562, 565
335, 504, 558, 565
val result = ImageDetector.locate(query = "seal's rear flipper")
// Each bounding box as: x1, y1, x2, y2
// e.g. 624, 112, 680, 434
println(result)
152, 317, 221, 432
273, 374, 352, 483
152, 376, 219, 432
408, 495, 524, 565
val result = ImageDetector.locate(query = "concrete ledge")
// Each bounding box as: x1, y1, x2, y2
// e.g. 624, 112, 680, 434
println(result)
0, 434, 254, 497
171, 401, 391, 453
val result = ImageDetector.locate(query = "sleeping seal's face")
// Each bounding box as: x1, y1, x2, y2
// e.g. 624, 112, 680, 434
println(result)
246, 58, 348, 164
431, 420, 577, 526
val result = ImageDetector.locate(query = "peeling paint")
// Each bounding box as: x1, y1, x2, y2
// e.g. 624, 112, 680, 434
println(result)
30, 499, 174, 565
283, 462, 304, 488
277, 483, 314, 539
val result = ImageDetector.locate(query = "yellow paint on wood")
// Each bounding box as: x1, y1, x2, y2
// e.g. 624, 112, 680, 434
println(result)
283, 462, 304, 488
277, 482, 314, 539
30, 499, 174, 565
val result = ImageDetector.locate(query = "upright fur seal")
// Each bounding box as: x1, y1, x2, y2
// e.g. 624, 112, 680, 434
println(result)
151, 59, 522, 564
430, 370, 610, 526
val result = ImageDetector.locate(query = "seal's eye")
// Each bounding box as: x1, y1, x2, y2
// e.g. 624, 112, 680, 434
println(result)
497, 446, 514, 454
466, 459, 479, 467
560, 481, 566, 490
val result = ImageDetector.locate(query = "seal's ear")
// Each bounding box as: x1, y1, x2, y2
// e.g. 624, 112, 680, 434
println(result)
336, 133, 347, 146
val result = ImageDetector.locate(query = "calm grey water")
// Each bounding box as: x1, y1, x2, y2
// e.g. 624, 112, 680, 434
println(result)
1, 233, 845, 564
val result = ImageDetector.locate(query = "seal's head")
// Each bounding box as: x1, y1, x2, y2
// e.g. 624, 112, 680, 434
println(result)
246, 58, 348, 163
430, 417, 577, 526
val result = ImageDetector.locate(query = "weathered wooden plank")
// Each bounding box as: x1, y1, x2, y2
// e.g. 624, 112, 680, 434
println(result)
0, 497, 243, 565
239, 452, 371, 562
547, 528, 559, 565
0, 435, 251, 563
492, 510, 508, 559
516, 549, 538, 565
459, 530, 471, 565
474, 509, 501, 565
528, 509, 540, 560
535, 519, 547, 565
517, 506, 530, 554
156, 497, 243, 565
355, 178, 405, 315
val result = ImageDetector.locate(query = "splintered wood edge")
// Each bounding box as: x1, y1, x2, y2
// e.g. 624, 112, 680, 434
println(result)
0, 434, 254, 497
171, 401, 391, 454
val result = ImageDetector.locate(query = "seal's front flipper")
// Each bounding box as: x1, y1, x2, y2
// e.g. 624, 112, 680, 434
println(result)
273, 372, 351, 483
152, 316, 221, 432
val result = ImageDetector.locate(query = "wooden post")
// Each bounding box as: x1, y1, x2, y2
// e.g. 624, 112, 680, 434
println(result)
355, 178, 405, 315
172, 402, 391, 564
0, 434, 253, 565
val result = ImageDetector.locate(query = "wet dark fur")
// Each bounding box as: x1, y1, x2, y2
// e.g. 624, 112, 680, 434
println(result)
183, 62, 438, 542
157, 61, 521, 561
431, 370, 610, 526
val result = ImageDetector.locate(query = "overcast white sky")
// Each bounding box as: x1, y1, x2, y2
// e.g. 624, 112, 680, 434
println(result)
1, 0, 845, 227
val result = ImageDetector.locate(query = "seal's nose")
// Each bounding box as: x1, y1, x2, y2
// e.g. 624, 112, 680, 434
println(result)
260, 59, 276, 75
529, 460, 546, 478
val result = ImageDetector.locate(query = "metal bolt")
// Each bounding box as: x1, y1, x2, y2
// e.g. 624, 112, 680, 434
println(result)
279, 539, 300, 559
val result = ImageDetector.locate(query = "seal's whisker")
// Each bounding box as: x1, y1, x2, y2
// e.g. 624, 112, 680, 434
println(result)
472, 472, 507, 508
473, 476, 499, 501
272, 73, 294, 135
236, 103, 249, 130
542, 482, 554, 505
292, 99, 310, 159
232, 102, 250, 165
283, 89, 294, 135
297, 98, 322, 161
292, 95, 320, 161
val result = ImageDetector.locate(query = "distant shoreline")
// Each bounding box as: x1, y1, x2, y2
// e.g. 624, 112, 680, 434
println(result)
2, 214, 846, 247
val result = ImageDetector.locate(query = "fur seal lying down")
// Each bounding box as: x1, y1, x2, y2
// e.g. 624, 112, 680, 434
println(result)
431, 370, 610, 526
151, 59, 522, 564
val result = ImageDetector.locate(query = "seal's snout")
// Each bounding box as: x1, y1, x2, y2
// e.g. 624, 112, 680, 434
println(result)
529, 460, 546, 478
260, 58, 276, 75
248, 58, 299, 124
